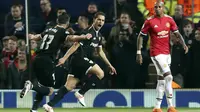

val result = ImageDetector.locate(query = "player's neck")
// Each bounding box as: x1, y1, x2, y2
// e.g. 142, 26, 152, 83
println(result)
92, 25, 99, 32
156, 13, 164, 18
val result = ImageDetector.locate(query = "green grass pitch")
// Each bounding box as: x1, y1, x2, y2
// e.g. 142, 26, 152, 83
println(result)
0, 108, 199, 112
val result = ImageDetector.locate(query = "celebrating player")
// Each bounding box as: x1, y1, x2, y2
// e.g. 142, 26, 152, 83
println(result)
43, 12, 117, 112
20, 13, 92, 112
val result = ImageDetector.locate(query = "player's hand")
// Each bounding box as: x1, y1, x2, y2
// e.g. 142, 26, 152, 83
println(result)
56, 57, 66, 67
183, 45, 188, 54
108, 65, 117, 75
136, 54, 143, 65
85, 33, 92, 40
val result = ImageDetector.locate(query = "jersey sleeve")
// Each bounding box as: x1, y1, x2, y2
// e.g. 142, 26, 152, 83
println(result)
169, 18, 178, 32
79, 30, 88, 46
61, 30, 70, 42
140, 19, 150, 36
41, 30, 46, 38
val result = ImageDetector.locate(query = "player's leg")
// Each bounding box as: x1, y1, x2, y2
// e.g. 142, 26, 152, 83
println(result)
75, 65, 103, 106
30, 93, 43, 112
152, 54, 177, 112
75, 58, 104, 106
151, 56, 165, 112
30, 87, 54, 112
43, 75, 79, 112
162, 55, 177, 112
20, 56, 53, 98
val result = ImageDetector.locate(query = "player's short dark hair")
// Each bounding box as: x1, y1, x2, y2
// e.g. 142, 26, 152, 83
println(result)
93, 11, 105, 19
57, 13, 70, 24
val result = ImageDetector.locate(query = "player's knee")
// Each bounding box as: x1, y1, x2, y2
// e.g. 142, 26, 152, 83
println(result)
65, 78, 79, 91
164, 75, 173, 82
48, 87, 54, 96
96, 69, 104, 79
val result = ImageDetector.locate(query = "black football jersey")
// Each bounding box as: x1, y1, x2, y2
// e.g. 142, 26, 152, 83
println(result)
38, 25, 69, 57
75, 26, 103, 59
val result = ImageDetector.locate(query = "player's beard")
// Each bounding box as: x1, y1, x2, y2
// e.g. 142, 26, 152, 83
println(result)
155, 10, 161, 16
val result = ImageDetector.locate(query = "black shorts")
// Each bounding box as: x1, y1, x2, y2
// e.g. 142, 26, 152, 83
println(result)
32, 55, 56, 87
68, 55, 95, 79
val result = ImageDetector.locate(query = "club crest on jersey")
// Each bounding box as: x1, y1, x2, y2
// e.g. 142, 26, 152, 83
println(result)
166, 22, 170, 28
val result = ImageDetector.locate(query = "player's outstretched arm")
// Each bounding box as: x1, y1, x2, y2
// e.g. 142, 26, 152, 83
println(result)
97, 47, 117, 75
136, 33, 143, 65
56, 42, 80, 66
66, 33, 92, 42
28, 34, 42, 41
173, 31, 188, 54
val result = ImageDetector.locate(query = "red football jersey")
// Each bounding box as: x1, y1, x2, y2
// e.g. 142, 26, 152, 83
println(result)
140, 14, 178, 56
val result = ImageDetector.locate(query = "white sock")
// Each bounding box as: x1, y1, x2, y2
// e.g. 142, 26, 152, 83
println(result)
155, 80, 165, 108
165, 75, 173, 107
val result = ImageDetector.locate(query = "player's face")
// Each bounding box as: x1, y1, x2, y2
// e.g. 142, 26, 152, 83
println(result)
154, 3, 164, 16
11, 7, 21, 18
93, 15, 105, 30
195, 30, 200, 41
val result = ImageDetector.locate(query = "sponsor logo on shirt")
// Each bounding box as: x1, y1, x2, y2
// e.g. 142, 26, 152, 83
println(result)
157, 30, 169, 38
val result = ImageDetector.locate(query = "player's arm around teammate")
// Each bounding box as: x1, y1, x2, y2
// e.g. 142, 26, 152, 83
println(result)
28, 32, 92, 42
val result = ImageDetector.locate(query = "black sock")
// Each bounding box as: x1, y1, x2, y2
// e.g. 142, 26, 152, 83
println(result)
32, 93, 44, 110
32, 82, 50, 96
78, 75, 101, 95
48, 86, 69, 107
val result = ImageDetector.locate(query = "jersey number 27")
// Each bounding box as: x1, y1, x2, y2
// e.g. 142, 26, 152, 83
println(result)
40, 34, 54, 50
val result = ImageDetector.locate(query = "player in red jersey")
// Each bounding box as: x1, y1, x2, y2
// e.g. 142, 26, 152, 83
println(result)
136, 1, 188, 112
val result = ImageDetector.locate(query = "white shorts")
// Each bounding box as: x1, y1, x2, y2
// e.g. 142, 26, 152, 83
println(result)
151, 54, 171, 76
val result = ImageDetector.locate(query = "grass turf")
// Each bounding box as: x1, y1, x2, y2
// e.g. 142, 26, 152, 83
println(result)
0, 108, 199, 112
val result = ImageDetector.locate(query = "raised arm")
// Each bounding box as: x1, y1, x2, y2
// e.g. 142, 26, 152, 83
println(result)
66, 33, 92, 42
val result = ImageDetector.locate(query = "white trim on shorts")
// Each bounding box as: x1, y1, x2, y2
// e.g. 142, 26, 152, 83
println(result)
85, 66, 93, 75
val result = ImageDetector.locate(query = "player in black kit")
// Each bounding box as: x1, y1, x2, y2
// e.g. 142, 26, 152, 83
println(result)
43, 12, 117, 112
19, 13, 92, 112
